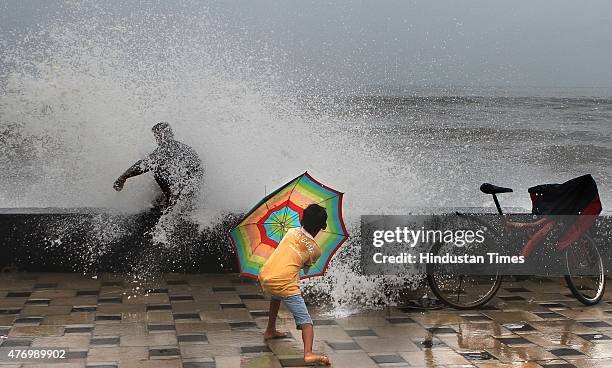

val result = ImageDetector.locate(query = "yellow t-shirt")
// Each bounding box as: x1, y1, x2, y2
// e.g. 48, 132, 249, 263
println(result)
258, 228, 322, 297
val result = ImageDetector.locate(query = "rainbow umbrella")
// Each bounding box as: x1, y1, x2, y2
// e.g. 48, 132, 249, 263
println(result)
229, 172, 348, 279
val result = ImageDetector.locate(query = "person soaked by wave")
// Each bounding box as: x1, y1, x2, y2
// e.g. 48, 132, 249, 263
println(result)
113, 122, 203, 211
112, 122, 204, 268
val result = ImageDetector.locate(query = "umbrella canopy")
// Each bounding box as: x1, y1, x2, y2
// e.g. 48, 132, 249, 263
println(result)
229, 172, 348, 279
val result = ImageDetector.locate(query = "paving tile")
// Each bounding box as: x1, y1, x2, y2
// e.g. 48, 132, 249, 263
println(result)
169, 295, 194, 301
540, 303, 568, 309
531, 320, 596, 334
13, 317, 43, 325
460, 351, 495, 360
9, 325, 64, 337
29, 335, 89, 350
6, 292, 31, 298
65, 350, 88, 359
549, 348, 586, 357
486, 311, 542, 323
98, 297, 122, 304
146, 304, 173, 311
313, 319, 338, 326
91, 337, 121, 346
504, 287, 532, 292
496, 336, 533, 345
503, 323, 537, 332
560, 309, 612, 320
121, 333, 177, 347
327, 341, 361, 351
183, 362, 216, 368
0, 338, 32, 347
577, 333, 612, 342
146, 288, 169, 294
241, 345, 272, 353
43, 312, 95, 325
101, 281, 123, 287
149, 347, 180, 358
462, 314, 492, 322
535, 311, 566, 319
580, 321, 612, 328
72, 306, 97, 312
173, 313, 201, 321
124, 294, 169, 305
219, 303, 246, 309
95, 314, 122, 322
499, 295, 527, 301
412, 313, 465, 325
212, 287, 236, 292
77, 290, 100, 296
148, 324, 176, 332
228, 321, 257, 329
180, 343, 240, 358
346, 328, 377, 337
370, 354, 405, 364
178, 334, 208, 343
438, 334, 500, 351
239, 294, 265, 300
0, 308, 21, 315
65, 326, 94, 334
386, 317, 415, 324
250, 310, 270, 317
474, 305, 499, 310
486, 346, 558, 363
399, 350, 472, 366
356, 337, 420, 353
579, 343, 612, 358
175, 321, 229, 334
94, 323, 146, 336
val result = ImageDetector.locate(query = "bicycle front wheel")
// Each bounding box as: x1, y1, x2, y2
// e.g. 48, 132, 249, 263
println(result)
564, 234, 605, 306
427, 215, 503, 309
427, 267, 502, 309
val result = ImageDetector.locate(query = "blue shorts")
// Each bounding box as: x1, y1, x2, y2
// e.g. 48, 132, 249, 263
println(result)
271, 294, 313, 329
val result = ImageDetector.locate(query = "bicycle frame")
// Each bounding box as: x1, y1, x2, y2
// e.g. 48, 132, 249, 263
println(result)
489, 193, 595, 258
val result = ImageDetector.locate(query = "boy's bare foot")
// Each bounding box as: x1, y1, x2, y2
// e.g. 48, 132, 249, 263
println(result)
304, 352, 331, 366
263, 330, 289, 340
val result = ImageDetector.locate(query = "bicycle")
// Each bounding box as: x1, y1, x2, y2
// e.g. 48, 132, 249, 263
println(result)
427, 180, 606, 310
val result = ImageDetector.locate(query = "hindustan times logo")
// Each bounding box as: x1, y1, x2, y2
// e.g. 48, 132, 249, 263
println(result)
372, 227, 485, 247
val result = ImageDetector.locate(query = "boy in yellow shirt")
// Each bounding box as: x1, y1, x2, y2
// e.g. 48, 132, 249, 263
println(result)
259, 204, 330, 366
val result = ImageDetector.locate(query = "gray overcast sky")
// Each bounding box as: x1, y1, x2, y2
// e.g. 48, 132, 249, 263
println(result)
2, 0, 612, 89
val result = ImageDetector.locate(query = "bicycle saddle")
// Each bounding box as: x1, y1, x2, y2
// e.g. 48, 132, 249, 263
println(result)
480, 183, 513, 194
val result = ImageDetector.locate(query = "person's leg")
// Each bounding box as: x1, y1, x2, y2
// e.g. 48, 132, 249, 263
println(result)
284, 295, 330, 365
264, 297, 289, 340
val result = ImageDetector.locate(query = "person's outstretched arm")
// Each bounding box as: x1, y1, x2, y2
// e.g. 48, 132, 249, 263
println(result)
113, 160, 149, 191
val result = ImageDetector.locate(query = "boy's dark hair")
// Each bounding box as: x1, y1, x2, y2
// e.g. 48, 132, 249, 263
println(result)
301, 204, 327, 236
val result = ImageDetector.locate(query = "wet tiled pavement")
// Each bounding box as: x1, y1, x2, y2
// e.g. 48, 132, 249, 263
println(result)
1, 274, 612, 367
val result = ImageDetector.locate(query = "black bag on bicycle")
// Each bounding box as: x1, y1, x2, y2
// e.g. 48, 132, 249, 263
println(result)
528, 174, 601, 216
528, 174, 601, 250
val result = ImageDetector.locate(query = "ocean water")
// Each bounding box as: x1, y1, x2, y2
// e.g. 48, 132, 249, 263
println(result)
2, 3, 611, 309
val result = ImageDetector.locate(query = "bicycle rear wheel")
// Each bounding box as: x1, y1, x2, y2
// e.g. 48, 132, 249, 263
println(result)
427, 215, 503, 309
564, 234, 605, 306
